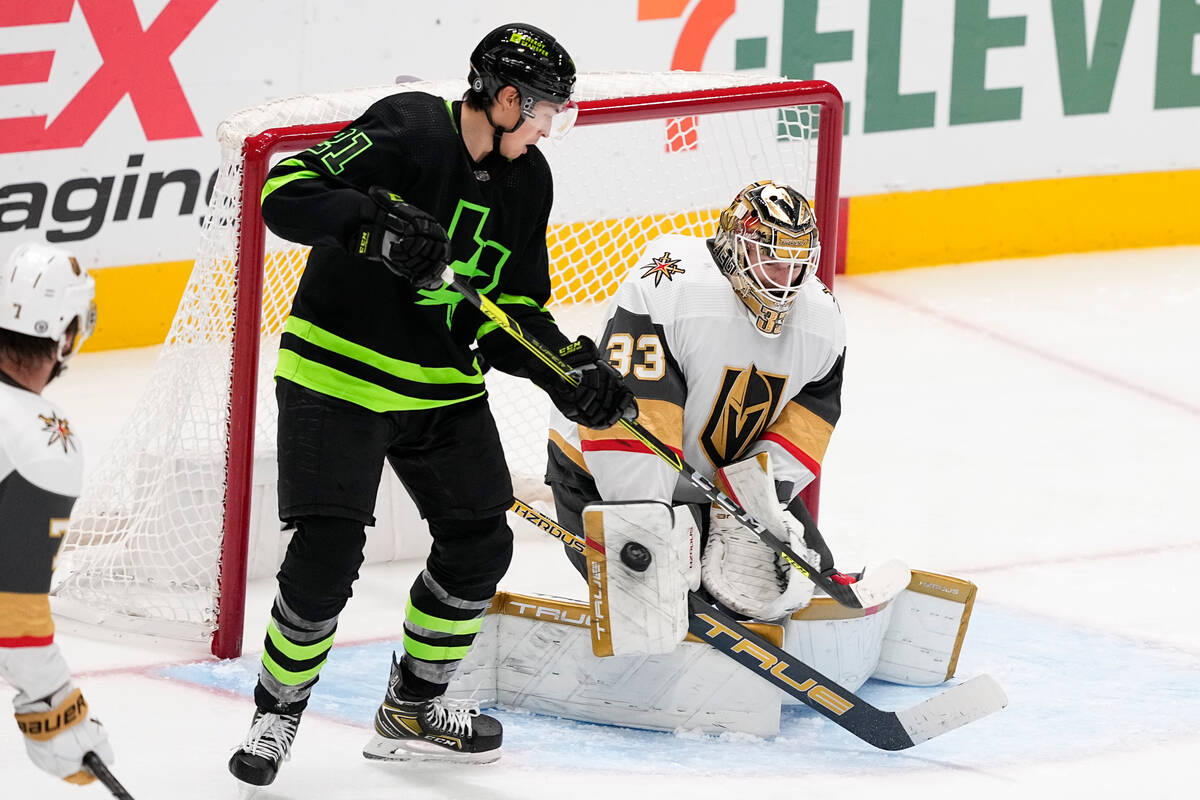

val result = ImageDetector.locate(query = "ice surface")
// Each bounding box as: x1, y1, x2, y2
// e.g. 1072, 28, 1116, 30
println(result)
4, 247, 1197, 799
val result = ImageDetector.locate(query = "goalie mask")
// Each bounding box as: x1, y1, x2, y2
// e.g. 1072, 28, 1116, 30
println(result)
711, 181, 821, 337
0, 242, 97, 364
469, 23, 578, 139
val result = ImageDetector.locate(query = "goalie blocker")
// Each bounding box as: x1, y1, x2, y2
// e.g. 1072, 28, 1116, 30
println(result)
581, 501, 698, 657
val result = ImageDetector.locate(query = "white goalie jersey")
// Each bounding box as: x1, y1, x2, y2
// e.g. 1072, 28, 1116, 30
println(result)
547, 233, 846, 506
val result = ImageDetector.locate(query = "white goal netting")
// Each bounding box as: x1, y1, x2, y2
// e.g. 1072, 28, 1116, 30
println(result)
52, 72, 839, 654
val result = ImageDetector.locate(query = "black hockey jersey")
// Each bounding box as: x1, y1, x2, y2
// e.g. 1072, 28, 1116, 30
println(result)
261, 92, 568, 412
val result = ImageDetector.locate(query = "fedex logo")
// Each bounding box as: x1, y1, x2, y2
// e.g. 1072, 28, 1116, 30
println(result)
0, 0, 218, 154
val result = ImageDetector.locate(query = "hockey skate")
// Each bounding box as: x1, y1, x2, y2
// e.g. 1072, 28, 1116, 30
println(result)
362, 654, 502, 764
228, 709, 301, 786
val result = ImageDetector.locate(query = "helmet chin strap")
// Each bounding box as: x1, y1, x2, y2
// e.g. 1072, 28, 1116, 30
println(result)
482, 103, 525, 156
47, 333, 76, 382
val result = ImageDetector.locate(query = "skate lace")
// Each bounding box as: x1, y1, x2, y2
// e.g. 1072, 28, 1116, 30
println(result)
424, 696, 480, 738
242, 713, 298, 762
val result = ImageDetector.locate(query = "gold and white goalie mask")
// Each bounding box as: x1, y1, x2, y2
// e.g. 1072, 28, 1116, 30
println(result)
711, 181, 821, 337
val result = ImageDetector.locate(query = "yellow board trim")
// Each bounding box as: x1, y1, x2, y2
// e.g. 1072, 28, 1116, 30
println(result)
846, 168, 1200, 273
76, 169, 1200, 352
86, 259, 192, 351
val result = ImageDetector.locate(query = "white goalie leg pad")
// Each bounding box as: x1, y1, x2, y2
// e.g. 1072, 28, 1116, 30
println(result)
873, 571, 978, 686
703, 454, 817, 620
778, 569, 979, 699
782, 601, 896, 695
583, 501, 689, 657
447, 592, 782, 736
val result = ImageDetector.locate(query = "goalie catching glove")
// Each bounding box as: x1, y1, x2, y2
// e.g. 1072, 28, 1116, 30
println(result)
354, 186, 450, 290
533, 336, 638, 429
702, 454, 822, 621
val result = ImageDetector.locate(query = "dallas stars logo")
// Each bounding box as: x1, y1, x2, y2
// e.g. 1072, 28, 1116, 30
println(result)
38, 412, 76, 454
415, 199, 510, 327
640, 252, 685, 286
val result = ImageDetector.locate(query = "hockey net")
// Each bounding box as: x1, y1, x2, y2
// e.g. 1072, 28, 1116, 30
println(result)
52, 72, 843, 658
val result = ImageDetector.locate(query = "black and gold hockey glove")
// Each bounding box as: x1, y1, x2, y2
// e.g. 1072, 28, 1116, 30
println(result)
353, 186, 450, 290
533, 336, 638, 429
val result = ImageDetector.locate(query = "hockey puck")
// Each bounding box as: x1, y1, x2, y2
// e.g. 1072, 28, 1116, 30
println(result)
620, 541, 652, 572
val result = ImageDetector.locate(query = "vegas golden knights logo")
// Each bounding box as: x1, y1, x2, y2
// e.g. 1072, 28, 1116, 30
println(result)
700, 365, 787, 466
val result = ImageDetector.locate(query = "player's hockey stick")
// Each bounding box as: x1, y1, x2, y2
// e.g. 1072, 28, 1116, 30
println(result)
446, 267, 906, 609
84, 752, 135, 799
510, 497, 1008, 751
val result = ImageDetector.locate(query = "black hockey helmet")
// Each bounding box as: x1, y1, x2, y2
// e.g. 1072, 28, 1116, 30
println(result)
468, 23, 576, 116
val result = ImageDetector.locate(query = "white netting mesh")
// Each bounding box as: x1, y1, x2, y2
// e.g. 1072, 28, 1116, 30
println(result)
52, 72, 829, 644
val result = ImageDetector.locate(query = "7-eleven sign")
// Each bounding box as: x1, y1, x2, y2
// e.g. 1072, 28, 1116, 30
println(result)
639, 0, 738, 151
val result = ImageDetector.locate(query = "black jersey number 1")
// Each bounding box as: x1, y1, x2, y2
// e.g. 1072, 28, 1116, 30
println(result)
309, 128, 373, 175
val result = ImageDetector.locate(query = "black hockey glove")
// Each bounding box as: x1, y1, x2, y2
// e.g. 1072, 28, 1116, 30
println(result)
353, 186, 450, 290
534, 336, 638, 429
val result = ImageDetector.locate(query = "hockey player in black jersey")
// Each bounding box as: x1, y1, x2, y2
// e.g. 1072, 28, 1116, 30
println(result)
228, 23, 636, 786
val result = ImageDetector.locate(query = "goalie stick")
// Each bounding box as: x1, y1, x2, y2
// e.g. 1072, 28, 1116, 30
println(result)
509, 497, 1008, 751
84, 752, 135, 799
445, 267, 906, 609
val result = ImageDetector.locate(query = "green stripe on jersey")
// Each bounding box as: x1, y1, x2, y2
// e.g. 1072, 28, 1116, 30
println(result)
284, 317, 483, 387
275, 350, 485, 413
261, 159, 321, 203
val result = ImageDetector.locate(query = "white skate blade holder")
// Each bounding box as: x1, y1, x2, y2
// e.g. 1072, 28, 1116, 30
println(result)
362, 733, 501, 765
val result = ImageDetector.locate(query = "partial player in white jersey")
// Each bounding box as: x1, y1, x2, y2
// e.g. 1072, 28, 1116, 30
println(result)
0, 242, 112, 786
547, 180, 846, 625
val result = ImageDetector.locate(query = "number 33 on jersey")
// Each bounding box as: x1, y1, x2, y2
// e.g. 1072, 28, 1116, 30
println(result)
548, 232, 846, 507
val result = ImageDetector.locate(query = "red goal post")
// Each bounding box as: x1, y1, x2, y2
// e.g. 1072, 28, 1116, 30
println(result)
56, 74, 843, 659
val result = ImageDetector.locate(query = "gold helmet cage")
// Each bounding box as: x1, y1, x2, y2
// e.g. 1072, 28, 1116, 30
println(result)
711, 181, 821, 337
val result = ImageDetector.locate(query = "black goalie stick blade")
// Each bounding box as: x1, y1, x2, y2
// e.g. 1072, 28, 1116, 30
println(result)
687, 595, 1008, 751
